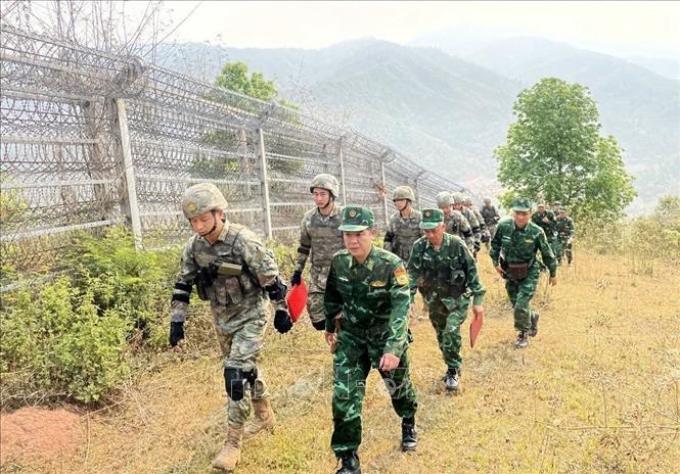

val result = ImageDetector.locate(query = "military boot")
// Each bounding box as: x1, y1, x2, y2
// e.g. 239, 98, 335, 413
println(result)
515, 332, 529, 349
243, 397, 276, 439
211, 424, 243, 472
401, 416, 418, 452
528, 312, 540, 337
444, 367, 460, 392
334, 451, 361, 474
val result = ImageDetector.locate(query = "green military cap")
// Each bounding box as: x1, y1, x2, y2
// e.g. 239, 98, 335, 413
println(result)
419, 208, 444, 230
338, 205, 375, 231
512, 197, 532, 212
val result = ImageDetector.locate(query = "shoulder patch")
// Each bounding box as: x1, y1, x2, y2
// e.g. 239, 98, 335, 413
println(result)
394, 267, 409, 286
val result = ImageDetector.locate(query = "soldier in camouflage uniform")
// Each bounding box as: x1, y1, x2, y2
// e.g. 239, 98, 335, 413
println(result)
291, 174, 345, 331
531, 202, 558, 259
324, 206, 418, 474
436, 191, 474, 250
453, 192, 482, 257
464, 195, 490, 256
490, 197, 557, 349
555, 207, 575, 266
408, 209, 485, 392
480, 196, 501, 247
384, 186, 422, 263
169, 183, 293, 472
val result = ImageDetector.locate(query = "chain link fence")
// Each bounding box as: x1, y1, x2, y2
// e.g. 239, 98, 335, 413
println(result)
1, 24, 473, 285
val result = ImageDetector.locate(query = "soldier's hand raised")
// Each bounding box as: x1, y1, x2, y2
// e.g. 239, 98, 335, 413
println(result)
379, 353, 400, 372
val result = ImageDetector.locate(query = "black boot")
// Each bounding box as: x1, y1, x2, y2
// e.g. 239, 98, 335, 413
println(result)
444, 367, 460, 392
515, 332, 528, 349
528, 312, 539, 337
401, 417, 418, 452
335, 451, 360, 474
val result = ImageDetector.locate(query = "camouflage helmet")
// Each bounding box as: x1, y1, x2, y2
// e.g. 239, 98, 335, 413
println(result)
182, 183, 228, 219
452, 192, 465, 204
463, 195, 473, 205
392, 185, 415, 201
483, 196, 492, 204
436, 191, 454, 207
310, 173, 340, 197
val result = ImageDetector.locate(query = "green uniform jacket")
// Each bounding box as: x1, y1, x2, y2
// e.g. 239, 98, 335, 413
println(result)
407, 233, 486, 307
324, 245, 411, 358
556, 216, 575, 240
490, 218, 557, 278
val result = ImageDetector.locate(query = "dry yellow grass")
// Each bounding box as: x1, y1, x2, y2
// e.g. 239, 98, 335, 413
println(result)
4, 250, 679, 474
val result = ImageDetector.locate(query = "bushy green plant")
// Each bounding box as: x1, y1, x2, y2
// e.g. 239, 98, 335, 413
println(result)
0, 278, 130, 404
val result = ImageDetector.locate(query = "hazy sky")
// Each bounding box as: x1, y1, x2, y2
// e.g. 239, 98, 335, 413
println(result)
154, 1, 679, 57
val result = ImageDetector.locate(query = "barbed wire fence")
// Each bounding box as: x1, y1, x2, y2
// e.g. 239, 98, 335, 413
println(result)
0, 24, 473, 289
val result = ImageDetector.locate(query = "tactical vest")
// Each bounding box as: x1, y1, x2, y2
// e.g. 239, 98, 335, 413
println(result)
307, 211, 344, 268
480, 206, 498, 226
418, 237, 467, 300
193, 224, 262, 307
390, 212, 422, 261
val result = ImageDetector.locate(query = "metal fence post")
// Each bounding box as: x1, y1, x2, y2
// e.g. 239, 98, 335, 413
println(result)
258, 128, 273, 240
338, 138, 347, 205
113, 98, 143, 250
381, 161, 389, 227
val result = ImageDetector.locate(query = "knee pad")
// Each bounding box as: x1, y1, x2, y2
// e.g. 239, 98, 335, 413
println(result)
311, 319, 326, 331
224, 367, 258, 401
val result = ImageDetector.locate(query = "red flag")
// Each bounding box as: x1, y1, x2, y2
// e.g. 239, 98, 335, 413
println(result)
470, 314, 483, 348
286, 280, 308, 323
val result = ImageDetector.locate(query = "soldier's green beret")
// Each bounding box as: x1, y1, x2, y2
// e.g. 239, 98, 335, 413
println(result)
339, 205, 375, 231
512, 197, 532, 212
419, 208, 444, 230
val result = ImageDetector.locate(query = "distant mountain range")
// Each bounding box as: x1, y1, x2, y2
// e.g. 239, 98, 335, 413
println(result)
153, 31, 679, 213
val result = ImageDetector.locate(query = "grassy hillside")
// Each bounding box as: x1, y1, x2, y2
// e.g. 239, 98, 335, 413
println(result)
4, 250, 678, 473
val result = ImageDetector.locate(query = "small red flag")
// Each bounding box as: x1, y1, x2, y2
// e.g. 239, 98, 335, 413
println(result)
286, 280, 308, 323
470, 314, 483, 348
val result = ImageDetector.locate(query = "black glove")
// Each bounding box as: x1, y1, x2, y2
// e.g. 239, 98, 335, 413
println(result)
290, 271, 302, 286
169, 321, 184, 347
274, 309, 293, 334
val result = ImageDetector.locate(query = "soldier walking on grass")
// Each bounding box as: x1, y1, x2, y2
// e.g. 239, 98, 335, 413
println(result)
324, 206, 418, 474
555, 207, 575, 266
490, 197, 557, 349
383, 185, 422, 264
407, 209, 485, 392
169, 183, 293, 472
291, 174, 345, 331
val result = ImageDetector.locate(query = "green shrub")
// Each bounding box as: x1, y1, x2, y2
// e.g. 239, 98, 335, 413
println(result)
0, 278, 130, 404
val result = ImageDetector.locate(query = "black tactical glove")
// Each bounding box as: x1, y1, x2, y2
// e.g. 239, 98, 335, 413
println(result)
169, 321, 185, 347
274, 309, 293, 334
290, 271, 302, 286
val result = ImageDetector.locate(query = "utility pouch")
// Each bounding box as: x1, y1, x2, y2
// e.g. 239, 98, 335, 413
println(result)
195, 268, 214, 301
450, 269, 466, 298
216, 262, 242, 277
507, 262, 529, 280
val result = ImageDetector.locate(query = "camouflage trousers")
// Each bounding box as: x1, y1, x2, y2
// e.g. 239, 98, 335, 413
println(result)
504, 266, 541, 333
307, 265, 330, 324
427, 297, 470, 370
331, 327, 418, 454
554, 238, 573, 264
214, 306, 269, 427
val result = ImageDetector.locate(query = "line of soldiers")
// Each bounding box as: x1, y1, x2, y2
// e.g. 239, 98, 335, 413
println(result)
168, 176, 574, 473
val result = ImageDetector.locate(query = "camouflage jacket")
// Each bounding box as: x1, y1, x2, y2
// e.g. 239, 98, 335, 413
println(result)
408, 233, 486, 307
556, 216, 575, 240
471, 207, 487, 232
490, 218, 557, 278
384, 208, 422, 262
324, 246, 411, 358
294, 204, 345, 289
480, 205, 500, 227
460, 207, 481, 237
444, 210, 474, 249
171, 222, 279, 328
531, 210, 557, 240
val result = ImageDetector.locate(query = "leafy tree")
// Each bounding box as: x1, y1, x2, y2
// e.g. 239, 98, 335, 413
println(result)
214, 62, 278, 101
494, 77, 636, 220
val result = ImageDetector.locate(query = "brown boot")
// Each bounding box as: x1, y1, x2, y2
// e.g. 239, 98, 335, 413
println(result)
243, 397, 276, 439
211, 424, 243, 472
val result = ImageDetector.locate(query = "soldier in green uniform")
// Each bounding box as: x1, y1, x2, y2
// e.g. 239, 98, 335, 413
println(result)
436, 191, 474, 250
291, 174, 345, 331
384, 185, 422, 263
407, 209, 485, 392
531, 202, 558, 259
170, 183, 293, 472
490, 197, 557, 349
324, 206, 418, 474
555, 207, 575, 266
